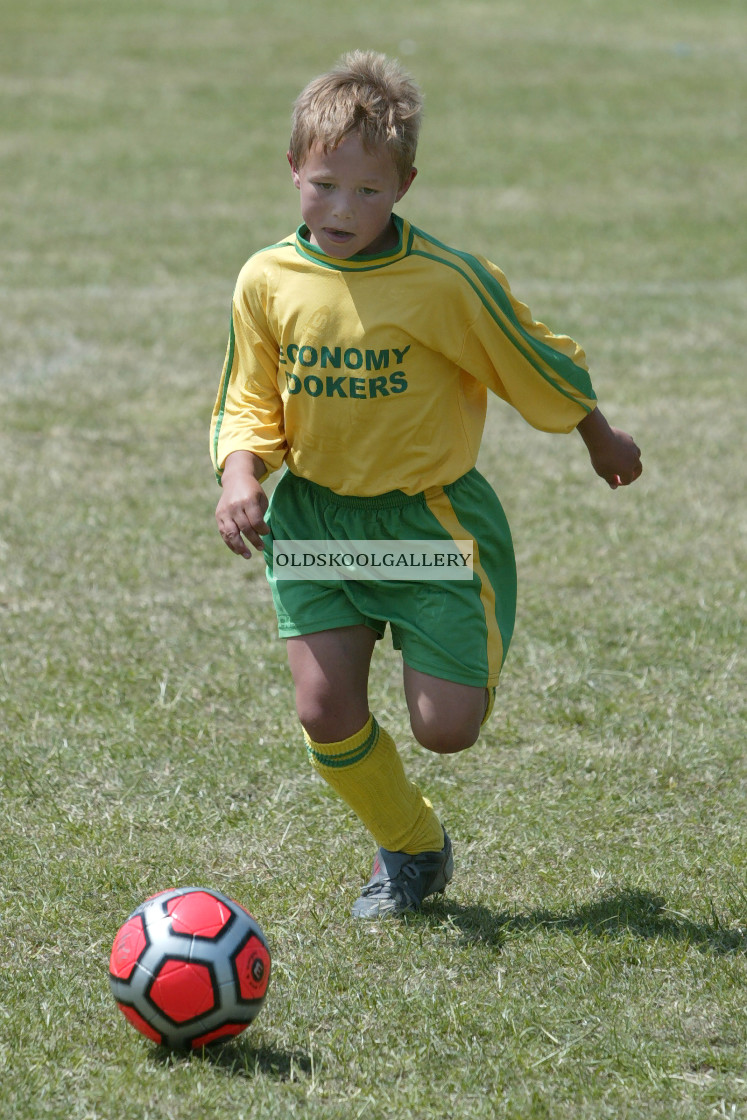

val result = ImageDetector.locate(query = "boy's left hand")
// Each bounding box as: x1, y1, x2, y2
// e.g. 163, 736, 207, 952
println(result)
577, 409, 642, 489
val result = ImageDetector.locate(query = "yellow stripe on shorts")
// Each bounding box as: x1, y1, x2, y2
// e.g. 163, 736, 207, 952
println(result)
423, 485, 504, 684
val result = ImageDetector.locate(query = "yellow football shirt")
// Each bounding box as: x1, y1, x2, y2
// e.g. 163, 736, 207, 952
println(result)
211, 217, 596, 496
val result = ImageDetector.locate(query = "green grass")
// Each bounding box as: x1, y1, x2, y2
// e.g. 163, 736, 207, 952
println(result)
1, 0, 745, 1117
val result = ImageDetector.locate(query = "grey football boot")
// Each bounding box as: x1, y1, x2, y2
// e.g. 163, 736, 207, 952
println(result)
352, 831, 453, 919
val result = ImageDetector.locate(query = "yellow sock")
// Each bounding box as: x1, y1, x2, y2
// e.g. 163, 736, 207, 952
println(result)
482, 686, 497, 727
305, 715, 444, 855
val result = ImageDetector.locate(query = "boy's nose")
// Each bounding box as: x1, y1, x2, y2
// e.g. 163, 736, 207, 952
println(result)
332, 192, 354, 219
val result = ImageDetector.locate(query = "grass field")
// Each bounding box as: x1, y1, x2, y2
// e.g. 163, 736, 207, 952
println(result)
1, 0, 745, 1117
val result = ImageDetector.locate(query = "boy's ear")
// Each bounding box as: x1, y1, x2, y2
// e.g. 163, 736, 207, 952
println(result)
395, 166, 417, 203
287, 150, 301, 189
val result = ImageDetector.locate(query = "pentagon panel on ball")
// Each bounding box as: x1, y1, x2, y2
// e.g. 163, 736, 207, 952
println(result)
109, 886, 271, 1049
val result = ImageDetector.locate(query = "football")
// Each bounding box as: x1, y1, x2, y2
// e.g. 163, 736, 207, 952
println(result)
109, 886, 271, 1049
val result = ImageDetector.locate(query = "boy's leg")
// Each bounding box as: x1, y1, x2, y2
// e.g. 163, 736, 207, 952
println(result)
287, 624, 377, 742
288, 625, 443, 853
288, 626, 449, 916
403, 664, 490, 755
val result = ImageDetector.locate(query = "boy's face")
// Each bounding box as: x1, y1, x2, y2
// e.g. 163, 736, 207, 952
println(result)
289, 133, 416, 259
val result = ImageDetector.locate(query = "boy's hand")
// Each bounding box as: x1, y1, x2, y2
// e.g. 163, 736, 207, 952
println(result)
215, 451, 270, 559
577, 408, 642, 489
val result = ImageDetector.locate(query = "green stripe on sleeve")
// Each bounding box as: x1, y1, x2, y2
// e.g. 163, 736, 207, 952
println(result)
411, 229, 595, 409
211, 311, 235, 482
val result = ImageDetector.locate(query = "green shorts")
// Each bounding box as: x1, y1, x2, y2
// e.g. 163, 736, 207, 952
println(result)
263, 469, 517, 688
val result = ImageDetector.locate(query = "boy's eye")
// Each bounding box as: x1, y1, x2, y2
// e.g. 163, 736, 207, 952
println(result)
316, 182, 335, 191
360, 187, 378, 196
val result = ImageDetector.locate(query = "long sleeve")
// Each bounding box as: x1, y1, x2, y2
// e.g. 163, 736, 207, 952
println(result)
210, 267, 288, 481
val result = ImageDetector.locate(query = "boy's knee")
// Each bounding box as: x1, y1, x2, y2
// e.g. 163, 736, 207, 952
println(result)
295, 688, 368, 745
410, 714, 481, 755
296, 695, 338, 743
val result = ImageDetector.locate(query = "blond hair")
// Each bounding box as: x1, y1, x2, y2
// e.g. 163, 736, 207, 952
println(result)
289, 50, 423, 184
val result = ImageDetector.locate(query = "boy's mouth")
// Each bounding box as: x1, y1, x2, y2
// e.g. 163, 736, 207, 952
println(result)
323, 228, 354, 243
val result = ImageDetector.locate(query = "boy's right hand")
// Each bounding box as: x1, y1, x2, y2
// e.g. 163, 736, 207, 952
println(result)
215, 451, 270, 559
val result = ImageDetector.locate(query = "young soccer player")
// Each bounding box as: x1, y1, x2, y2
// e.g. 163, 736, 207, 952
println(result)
210, 51, 642, 919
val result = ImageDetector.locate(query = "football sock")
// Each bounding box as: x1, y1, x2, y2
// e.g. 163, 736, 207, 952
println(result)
305, 715, 444, 855
481, 686, 496, 726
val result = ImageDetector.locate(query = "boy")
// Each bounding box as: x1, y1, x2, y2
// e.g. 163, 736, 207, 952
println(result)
210, 51, 642, 919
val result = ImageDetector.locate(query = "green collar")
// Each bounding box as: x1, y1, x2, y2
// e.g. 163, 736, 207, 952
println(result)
294, 215, 412, 271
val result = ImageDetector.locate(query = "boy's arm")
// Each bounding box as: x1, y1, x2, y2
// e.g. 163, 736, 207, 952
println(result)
215, 450, 270, 559
577, 408, 642, 489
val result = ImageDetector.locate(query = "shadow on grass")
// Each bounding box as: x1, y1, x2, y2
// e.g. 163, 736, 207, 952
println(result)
151, 1037, 312, 1080
420, 887, 747, 955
